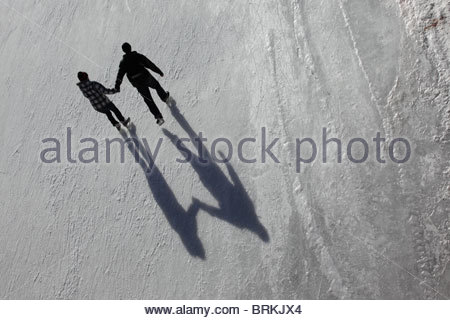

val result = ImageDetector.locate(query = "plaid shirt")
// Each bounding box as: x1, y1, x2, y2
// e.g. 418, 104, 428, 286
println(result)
77, 80, 116, 111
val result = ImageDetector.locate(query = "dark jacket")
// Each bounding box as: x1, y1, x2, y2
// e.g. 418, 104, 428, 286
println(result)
77, 80, 116, 111
115, 51, 163, 89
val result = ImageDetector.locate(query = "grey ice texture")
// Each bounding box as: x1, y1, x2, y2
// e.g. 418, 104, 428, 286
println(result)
0, 0, 449, 299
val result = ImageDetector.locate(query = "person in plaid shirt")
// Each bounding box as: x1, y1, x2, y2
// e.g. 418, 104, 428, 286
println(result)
77, 71, 130, 130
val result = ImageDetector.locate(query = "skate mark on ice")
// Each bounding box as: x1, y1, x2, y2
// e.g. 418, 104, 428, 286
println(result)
0, 1, 103, 69
120, 127, 206, 260
163, 103, 270, 243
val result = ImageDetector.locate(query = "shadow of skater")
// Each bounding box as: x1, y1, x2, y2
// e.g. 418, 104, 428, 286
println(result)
120, 125, 206, 259
162, 103, 269, 242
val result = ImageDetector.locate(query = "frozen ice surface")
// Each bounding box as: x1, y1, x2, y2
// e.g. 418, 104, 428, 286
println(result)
0, 0, 448, 299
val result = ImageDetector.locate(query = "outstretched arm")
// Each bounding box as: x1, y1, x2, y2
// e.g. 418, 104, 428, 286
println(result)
115, 60, 126, 90
191, 197, 221, 217
93, 82, 117, 95
140, 54, 164, 76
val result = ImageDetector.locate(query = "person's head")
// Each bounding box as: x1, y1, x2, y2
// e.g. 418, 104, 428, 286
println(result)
77, 71, 89, 82
122, 42, 132, 53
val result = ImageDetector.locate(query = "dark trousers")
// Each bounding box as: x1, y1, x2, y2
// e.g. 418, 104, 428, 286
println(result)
134, 76, 168, 119
98, 102, 125, 126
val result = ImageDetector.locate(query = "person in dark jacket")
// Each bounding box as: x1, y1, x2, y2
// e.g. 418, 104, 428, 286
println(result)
115, 42, 170, 126
77, 71, 130, 130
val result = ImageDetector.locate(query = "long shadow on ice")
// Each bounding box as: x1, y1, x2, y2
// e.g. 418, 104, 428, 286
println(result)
162, 103, 269, 242
120, 126, 206, 259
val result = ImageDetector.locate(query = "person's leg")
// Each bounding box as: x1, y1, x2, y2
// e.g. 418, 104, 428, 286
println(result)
136, 84, 163, 119
107, 103, 125, 122
98, 109, 119, 126
148, 77, 169, 102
